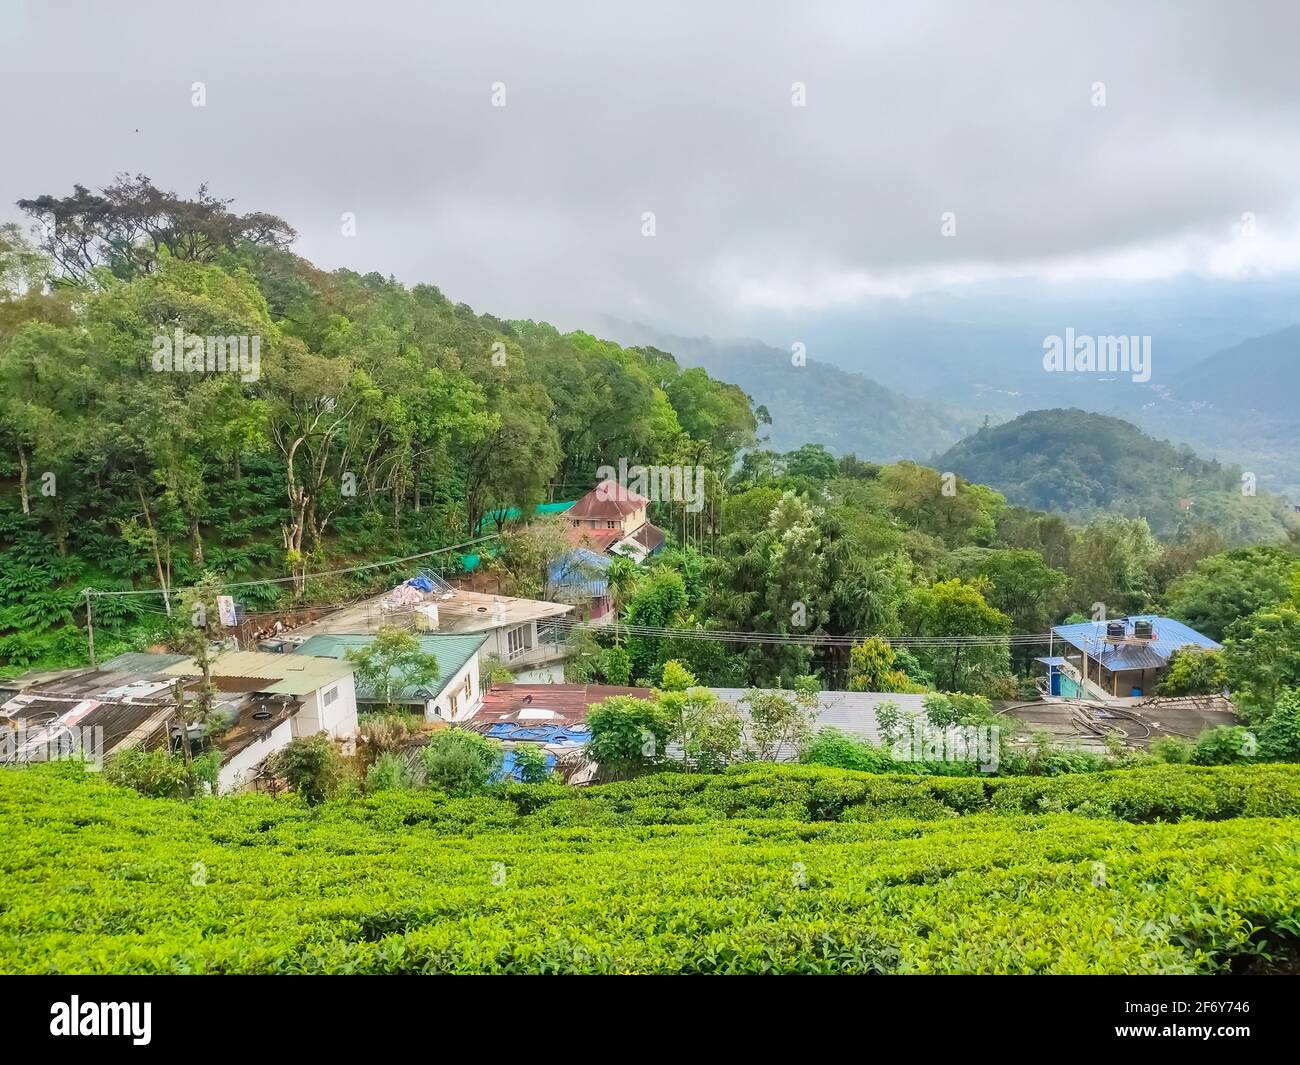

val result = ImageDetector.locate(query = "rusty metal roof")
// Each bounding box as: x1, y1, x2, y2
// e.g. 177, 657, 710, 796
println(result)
470, 684, 653, 728
566, 480, 649, 520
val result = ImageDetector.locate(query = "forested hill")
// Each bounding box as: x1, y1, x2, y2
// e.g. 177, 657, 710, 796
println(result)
935, 409, 1298, 542
0, 177, 762, 669
596, 320, 977, 460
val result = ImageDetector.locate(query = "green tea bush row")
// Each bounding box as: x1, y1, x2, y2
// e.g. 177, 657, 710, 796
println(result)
1, 764, 1297, 974
1, 762, 1298, 974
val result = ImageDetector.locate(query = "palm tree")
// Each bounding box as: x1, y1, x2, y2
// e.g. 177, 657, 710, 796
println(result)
605, 555, 640, 646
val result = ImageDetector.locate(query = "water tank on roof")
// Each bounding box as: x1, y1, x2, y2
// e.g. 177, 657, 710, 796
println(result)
1133, 619, 1154, 640
1106, 621, 1126, 639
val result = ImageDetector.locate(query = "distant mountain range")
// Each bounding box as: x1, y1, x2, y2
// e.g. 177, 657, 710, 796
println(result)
596, 319, 979, 461
935, 409, 1299, 542
597, 311, 1300, 502
1165, 324, 1300, 418
1119, 324, 1300, 498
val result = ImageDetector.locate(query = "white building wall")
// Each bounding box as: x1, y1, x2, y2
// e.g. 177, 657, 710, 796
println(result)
513, 663, 566, 683
219, 719, 293, 794
423, 653, 482, 723
292, 674, 357, 739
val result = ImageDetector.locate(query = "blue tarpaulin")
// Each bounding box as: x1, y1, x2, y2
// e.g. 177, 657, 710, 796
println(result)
485, 722, 590, 745
496, 748, 558, 783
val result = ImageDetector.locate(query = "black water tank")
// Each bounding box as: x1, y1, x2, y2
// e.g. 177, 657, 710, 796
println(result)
1133, 619, 1153, 640
1106, 621, 1126, 639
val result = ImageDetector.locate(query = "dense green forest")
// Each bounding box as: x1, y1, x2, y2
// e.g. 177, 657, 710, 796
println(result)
936, 408, 1299, 540
3, 178, 1299, 710
0, 177, 760, 669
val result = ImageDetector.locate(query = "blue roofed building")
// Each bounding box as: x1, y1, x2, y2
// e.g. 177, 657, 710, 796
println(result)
547, 546, 614, 624
1043, 615, 1222, 700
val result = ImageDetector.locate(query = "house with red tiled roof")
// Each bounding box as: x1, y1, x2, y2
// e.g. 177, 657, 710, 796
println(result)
565, 479, 665, 562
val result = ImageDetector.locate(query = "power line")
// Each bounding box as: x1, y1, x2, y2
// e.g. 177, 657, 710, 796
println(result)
85, 534, 500, 599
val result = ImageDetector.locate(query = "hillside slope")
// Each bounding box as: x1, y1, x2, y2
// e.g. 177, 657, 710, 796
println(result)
599, 320, 978, 460
935, 409, 1298, 541
1171, 324, 1300, 418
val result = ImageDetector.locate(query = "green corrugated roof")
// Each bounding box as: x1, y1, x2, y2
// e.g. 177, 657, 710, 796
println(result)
162, 650, 356, 695
294, 633, 487, 703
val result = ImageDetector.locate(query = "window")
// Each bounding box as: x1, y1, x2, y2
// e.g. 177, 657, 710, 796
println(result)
506, 623, 533, 659
449, 691, 459, 715
572, 519, 580, 527
322, 685, 338, 708
463, 674, 472, 699
606, 520, 617, 529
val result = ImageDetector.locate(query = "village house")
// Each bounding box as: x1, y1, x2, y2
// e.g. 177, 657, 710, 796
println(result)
293, 632, 488, 722
547, 545, 614, 624
465, 682, 653, 783
564, 479, 665, 562
284, 582, 575, 683
0, 650, 359, 794
1038, 615, 1222, 701
160, 650, 358, 741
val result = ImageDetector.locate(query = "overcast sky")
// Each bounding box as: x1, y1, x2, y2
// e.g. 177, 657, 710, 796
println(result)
4, 0, 1300, 334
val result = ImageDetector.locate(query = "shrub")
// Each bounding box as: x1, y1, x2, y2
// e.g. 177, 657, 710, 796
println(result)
1157, 648, 1228, 696
740, 688, 818, 761
923, 692, 994, 728
601, 646, 632, 685
365, 751, 414, 793
105, 748, 222, 799
1257, 689, 1300, 761
802, 729, 899, 773
1192, 726, 1257, 766
659, 659, 696, 692
420, 730, 503, 795
1014, 735, 1112, 776
874, 700, 903, 745
677, 690, 744, 772
358, 711, 420, 759
265, 735, 342, 805
1150, 736, 1194, 764
510, 744, 551, 784
585, 696, 671, 778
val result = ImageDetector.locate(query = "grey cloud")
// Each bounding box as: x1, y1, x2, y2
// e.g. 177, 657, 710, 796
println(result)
3, 0, 1300, 333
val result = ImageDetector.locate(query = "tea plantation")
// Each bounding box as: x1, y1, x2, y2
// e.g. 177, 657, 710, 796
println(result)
2, 763, 1299, 974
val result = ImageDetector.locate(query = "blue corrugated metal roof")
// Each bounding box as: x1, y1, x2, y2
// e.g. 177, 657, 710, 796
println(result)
548, 548, 610, 598
1051, 615, 1220, 665
1095, 644, 1167, 671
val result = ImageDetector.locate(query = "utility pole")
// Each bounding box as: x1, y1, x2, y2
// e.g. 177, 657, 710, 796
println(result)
173, 678, 193, 767
85, 589, 97, 668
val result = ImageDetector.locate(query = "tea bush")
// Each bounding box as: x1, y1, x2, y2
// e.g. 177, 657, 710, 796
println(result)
1, 762, 1298, 974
